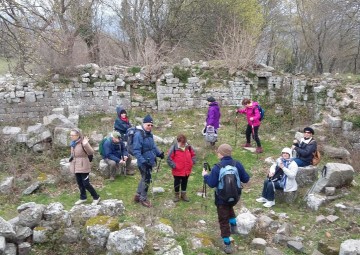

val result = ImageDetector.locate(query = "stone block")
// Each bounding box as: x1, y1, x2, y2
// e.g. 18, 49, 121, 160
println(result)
296, 166, 318, 187
24, 92, 36, 102
275, 190, 297, 204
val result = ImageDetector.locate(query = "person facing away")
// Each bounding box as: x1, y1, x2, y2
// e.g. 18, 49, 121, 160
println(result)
202, 144, 250, 254
103, 131, 133, 180
291, 127, 317, 167
132, 114, 164, 208
205, 96, 221, 131
167, 134, 196, 202
114, 106, 132, 140
256, 147, 298, 208
236, 98, 263, 153
69, 128, 100, 206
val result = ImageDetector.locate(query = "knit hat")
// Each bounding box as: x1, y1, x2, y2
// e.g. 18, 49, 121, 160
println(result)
303, 127, 314, 135
217, 144, 232, 157
143, 114, 153, 123
281, 147, 292, 156
207, 96, 216, 102
120, 109, 127, 115
111, 131, 121, 139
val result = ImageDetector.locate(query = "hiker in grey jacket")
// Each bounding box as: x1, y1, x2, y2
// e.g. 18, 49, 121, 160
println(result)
133, 114, 164, 208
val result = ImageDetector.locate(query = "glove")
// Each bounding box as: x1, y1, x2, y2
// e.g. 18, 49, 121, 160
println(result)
88, 155, 93, 162
159, 152, 165, 159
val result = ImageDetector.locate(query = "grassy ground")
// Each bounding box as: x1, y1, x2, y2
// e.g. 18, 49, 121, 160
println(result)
0, 106, 359, 255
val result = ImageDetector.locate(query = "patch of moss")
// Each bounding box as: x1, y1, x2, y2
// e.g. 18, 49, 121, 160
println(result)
85, 216, 119, 232
194, 233, 214, 246
37, 172, 47, 182
159, 218, 172, 226
34, 226, 47, 231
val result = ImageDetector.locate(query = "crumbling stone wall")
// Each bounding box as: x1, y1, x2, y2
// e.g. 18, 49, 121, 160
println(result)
0, 62, 356, 124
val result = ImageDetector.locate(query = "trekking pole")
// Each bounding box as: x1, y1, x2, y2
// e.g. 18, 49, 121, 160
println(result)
234, 112, 238, 147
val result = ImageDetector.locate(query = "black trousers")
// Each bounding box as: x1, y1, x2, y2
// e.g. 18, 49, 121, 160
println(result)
173, 175, 189, 192
246, 124, 261, 147
217, 204, 236, 238
75, 173, 99, 200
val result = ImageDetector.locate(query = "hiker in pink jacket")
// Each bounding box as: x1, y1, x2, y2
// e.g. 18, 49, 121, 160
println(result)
236, 98, 263, 153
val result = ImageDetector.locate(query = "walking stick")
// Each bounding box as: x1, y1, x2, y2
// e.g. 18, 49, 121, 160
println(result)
234, 112, 238, 147
202, 162, 210, 198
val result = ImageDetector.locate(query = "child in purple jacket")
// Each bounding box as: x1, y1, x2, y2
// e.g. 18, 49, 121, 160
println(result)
236, 98, 263, 153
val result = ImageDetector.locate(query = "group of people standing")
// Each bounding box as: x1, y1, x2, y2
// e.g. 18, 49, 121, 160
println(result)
67, 97, 318, 254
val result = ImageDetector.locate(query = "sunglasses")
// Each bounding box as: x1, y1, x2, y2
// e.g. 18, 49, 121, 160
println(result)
146, 124, 154, 127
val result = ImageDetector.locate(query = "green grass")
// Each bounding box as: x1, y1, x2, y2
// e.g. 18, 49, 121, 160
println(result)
1, 107, 359, 254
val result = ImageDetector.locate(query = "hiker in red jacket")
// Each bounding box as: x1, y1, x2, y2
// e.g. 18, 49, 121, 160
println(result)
167, 134, 196, 202
236, 98, 263, 153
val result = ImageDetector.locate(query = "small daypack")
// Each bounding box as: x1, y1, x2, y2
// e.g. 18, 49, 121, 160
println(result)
99, 137, 109, 158
205, 126, 217, 143
312, 150, 321, 166
216, 161, 241, 205
126, 127, 145, 156
253, 105, 265, 121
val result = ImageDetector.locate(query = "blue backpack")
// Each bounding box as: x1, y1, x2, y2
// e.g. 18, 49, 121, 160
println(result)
216, 161, 242, 205
253, 105, 265, 121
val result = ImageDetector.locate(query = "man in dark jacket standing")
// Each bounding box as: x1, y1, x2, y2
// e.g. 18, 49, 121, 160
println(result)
103, 131, 133, 180
202, 144, 250, 254
133, 115, 164, 208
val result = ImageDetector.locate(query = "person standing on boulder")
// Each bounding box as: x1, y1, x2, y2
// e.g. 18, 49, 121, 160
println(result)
69, 128, 100, 206
236, 98, 263, 153
132, 114, 164, 208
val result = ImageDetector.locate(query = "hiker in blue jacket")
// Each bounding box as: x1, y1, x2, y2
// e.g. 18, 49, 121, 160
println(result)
133, 114, 164, 208
103, 131, 133, 180
202, 144, 250, 254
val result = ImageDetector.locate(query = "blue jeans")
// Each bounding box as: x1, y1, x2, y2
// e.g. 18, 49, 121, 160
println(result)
261, 179, 283, 201
293, 158, 310, 167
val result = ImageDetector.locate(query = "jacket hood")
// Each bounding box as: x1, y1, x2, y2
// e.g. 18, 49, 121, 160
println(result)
209, 102, 219, 107
251, 101, 259, 108
116, 106, 124, 115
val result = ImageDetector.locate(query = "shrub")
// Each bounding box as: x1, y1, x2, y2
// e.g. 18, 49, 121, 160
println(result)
172, 66, 191, 83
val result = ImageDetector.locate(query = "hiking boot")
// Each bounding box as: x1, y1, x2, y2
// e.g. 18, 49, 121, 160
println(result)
242, 143, 251, 148
256, 197, 268, 203
134, 194, 140, 203
173, 192, 180, 202
230, 225, 240, 235
255, 147, 263, 153
74, 199, 87, 205
263, 200, 275, 208
91, 197, 101, 206
224, 244, 233, 254
181, 191, 190, 202
140, 199, 152, 208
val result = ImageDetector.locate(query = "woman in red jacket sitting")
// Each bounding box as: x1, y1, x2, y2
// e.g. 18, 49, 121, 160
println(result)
167, 134, 196, 202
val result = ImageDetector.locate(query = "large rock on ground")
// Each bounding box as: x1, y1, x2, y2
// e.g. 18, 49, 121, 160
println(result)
106, 226, 146, 255
296, 165, 318, 187
339, 239, 360, 255
312, 163, 354, 194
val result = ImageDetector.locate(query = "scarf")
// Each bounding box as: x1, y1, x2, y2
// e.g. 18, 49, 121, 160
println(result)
120, 116, 129, 122
300, 137, 312, 145
70, 138, 81, 148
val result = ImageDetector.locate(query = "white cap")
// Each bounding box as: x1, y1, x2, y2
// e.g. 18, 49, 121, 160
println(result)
281, 147, 292, 155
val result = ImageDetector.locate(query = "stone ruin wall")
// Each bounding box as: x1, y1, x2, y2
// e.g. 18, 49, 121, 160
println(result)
0, 63, 358, 125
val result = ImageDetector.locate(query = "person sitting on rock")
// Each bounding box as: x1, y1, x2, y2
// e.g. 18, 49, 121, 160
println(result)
291, 127, 317, 167
103, 131, 133, 180
114, 107, 132, 140
256, 147, 298, 208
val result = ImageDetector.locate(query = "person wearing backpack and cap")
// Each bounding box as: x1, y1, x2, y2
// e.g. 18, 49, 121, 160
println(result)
132, 114, 164, 208
114, 106, 132, 140
103, 131, 133, 180
256, 147, 298, 208
204, 96, 221, 145
202, 144, 250, 254
167, 134, 196, 202
291, 127, 317, 167
236, 98, 263, 153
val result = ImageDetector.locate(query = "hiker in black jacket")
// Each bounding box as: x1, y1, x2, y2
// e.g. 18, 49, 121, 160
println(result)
291, 127, 317, 167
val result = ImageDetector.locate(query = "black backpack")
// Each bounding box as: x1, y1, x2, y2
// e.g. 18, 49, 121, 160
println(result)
216, 161, 242, 205
126, 127, 145, 156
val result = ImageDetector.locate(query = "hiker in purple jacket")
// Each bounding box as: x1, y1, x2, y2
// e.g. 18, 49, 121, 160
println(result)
206, 96, 221, 131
